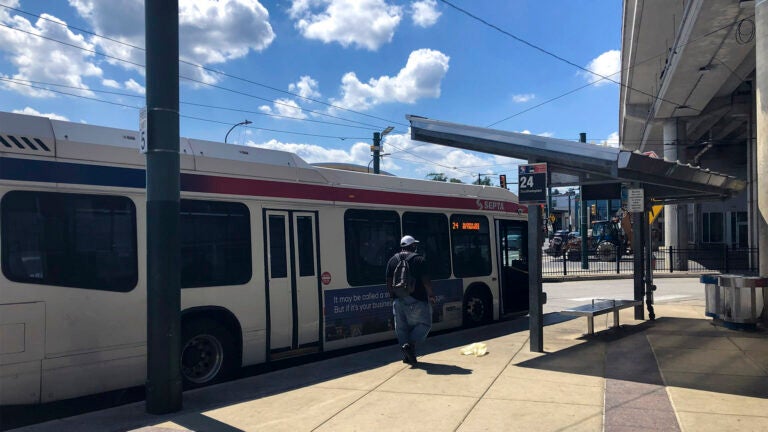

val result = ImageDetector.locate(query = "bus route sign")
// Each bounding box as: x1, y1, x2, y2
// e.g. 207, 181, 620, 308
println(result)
518, 163, 547, 204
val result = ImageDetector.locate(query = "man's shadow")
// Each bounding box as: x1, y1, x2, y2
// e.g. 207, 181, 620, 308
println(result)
409, 362, 472, 375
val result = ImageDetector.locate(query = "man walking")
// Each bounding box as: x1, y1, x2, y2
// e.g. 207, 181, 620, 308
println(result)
385, 235, 436, 365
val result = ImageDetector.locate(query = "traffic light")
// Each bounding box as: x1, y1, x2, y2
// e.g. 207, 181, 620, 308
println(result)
591, 204, 597, 215
499, 174, 507, 189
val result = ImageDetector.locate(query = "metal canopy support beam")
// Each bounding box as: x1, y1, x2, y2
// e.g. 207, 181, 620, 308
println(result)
528, 203, 543, 352
632, 192, 645, 320
645, 198, 656, 320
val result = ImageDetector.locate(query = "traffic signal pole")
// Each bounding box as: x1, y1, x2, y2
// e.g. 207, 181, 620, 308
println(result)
372, 132, 381, 174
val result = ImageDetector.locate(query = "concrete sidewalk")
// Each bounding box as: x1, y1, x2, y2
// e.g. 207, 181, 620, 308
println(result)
8, 300, 768, 432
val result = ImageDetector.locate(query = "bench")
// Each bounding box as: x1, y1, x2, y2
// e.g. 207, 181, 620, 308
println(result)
560, 299, 642, 335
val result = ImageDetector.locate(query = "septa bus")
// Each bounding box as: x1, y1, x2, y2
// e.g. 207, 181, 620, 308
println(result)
0, 110, 529, 405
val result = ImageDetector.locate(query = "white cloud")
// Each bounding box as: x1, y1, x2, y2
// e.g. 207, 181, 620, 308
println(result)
124, 78, 145, 95
248, 130, 524, 183
259, 98, 308, 119
0, 9, 102, 97
331, 49, 449, 111
248, 139, 371, 165
411, 0, 440, 27
13, 107, 69, 121
102, 79, 120, 88
289, 75, 321, 99
0, 0, 20, 21
259, 76, 319, 119
0, 0, 275, 98
68, 0, 275, 84
289, 0, 402, 50
512, 93, 535, 103
601, 131, 620, 147
382, 132, 522, 182
580, 49, 621, 86
517, 130, 554, 138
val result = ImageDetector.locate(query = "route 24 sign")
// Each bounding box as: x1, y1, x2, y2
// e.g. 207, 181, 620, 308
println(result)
518, 163, 547, 204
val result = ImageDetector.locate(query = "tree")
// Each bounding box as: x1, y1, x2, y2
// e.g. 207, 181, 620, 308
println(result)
426, 172, 448, 182
473, 176, 492, 186
449, 178, 463, 183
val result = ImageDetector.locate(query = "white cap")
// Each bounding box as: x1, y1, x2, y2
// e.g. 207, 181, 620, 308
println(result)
400, 235, 419, 247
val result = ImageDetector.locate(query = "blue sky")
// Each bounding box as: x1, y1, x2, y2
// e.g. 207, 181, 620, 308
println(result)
0, 0, 622, 189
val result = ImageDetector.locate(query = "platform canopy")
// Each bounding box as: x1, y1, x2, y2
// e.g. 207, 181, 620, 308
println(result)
407, 115, 745, 202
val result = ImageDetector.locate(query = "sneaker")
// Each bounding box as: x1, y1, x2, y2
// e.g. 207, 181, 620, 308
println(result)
401, 343, 417, 364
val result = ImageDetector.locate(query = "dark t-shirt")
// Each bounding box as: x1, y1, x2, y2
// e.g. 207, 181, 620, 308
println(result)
385, 251, 430, 302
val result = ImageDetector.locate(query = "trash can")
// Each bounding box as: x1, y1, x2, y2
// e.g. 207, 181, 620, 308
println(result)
701, 274, 720, 318
718, 274, 767, 329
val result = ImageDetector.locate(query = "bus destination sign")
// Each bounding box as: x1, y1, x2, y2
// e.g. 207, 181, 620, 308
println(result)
518, 163, 547, 204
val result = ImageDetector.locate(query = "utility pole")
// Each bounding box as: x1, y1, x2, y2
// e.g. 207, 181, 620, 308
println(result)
371, 127, 394, 174
372, 132, 381, 174
145, 0, 182, 414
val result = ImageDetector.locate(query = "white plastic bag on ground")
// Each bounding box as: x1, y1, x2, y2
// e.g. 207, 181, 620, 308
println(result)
459, 342, 488, 357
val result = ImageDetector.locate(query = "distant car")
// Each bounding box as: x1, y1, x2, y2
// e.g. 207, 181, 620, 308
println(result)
546, 230, 572, 256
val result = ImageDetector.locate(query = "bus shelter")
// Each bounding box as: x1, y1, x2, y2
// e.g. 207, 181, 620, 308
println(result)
406, 115, 745, 352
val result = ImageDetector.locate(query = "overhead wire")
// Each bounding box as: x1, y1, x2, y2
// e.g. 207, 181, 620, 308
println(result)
438, 0, 695, 114
2, 3, 409, 128
480, 6, 756, 127
0, 6, 406, 130
0, 3, 485, 175
0, 76, 379, 132
0, 77, 371, 141
5, 3, 746, 176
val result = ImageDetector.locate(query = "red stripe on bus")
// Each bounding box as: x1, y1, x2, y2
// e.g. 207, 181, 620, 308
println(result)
182, 173, 527, 214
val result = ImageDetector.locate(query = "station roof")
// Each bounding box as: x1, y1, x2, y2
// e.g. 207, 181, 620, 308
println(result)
407, 115, 745, 203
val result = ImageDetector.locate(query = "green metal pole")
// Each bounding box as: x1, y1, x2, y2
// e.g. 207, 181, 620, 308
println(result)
579, 133, 589, 269
145, 0, 182, 414
373, 132, 381, 174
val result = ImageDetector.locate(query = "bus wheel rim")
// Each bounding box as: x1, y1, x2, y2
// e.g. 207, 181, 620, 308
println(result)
467, 297, 485, 322
182, 334, 224, 384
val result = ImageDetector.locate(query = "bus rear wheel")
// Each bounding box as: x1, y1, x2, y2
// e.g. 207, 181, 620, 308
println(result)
181, 318, 236, 388
463, 288, 491, 327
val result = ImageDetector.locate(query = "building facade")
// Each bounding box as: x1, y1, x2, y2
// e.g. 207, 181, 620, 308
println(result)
619, 0, 766, 273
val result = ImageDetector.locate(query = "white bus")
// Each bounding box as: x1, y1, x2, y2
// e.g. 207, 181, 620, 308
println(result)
0, 111, 529, 406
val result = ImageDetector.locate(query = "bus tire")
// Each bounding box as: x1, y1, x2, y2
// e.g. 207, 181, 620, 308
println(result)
181, 318, 237, 388
463, 286, 491, 327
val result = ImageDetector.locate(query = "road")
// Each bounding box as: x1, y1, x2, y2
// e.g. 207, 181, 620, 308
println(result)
542, 276, 704, 314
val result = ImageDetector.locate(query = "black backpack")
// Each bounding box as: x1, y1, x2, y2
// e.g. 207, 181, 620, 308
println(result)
392, 252, 417, 298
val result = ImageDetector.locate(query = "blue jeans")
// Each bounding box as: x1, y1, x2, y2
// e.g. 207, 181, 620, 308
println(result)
393, 296, 432, 346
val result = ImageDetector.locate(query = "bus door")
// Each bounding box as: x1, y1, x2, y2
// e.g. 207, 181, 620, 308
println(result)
495, 219, 529, 315
264, 210, 321, 359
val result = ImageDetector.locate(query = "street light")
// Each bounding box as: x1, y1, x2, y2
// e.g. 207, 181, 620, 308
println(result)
224, 119, 252, 144
372, 126, 394, 174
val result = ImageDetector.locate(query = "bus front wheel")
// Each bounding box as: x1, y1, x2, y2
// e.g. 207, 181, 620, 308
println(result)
463, 287, 491, 327
181, 318, 236, 388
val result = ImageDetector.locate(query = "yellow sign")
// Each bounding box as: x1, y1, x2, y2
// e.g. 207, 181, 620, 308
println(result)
649, 205, 663, 224
549, 214, 556, 223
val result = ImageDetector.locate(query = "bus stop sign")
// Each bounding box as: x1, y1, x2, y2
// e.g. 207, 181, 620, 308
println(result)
518, 163, 547, 204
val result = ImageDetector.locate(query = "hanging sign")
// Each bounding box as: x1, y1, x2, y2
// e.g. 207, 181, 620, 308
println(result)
518, 163, 547, 204
627, 188, 644, 212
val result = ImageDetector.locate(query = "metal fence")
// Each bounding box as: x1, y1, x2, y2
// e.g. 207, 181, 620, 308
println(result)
542, 246, 759, 278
